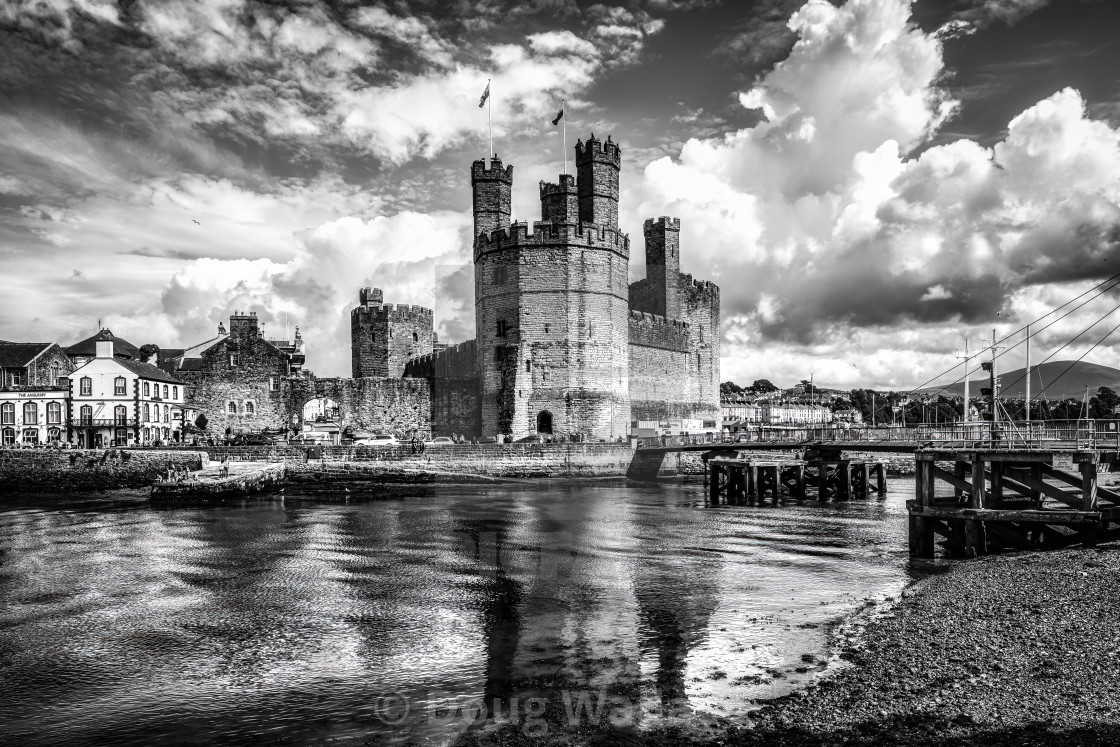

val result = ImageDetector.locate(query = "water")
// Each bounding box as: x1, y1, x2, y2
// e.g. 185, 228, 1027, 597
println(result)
0, 478, 915, 745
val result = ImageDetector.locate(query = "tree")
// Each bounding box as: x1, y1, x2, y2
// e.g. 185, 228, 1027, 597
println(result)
799, 379, 819, 396
139, 343, 160, 363
720, 381, 743, 396
750, 379, 779, 393
195, 413, 208, 431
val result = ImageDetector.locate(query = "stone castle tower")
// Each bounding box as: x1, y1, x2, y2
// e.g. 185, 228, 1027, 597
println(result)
472, 136, 631, 440
350, 287, 434, 378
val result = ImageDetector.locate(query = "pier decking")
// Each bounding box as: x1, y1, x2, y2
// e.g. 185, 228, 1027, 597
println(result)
908, 449, 1120, 557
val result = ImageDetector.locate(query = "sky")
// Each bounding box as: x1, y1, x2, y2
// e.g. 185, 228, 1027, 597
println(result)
2, 0, 1120, 390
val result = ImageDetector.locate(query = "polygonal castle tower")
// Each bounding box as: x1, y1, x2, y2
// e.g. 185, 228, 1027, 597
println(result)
471, 136, 631, 440
350, 287, 435, 378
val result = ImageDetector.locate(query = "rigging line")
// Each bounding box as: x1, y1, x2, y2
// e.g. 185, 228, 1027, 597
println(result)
916, 276, 1120, 400
1031, 316, 1120, 403
999, 294, 1120, 397
903, 270, 1120, 397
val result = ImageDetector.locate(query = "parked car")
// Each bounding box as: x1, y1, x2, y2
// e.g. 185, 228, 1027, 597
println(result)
514, 434, 547, 443
293, 431, 334, 445
425, 437, 455, 446
230, 432, 283, 446
354, 433, 399, 447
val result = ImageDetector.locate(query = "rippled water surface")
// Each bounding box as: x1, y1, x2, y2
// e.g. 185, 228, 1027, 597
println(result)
0, 478, 914, 745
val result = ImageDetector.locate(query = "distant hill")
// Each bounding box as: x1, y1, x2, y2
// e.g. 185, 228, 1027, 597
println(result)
916, 360, 1120, 401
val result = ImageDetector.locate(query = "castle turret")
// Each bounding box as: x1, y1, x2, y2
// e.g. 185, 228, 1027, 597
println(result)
643, 217, 681, 320
576, 134, 620, 229
351, 288, 434, 378
471, 156, 513, 242
540, 174, 578, 224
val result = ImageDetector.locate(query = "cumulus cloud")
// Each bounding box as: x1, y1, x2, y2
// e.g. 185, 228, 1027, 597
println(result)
629, 0, 1120, 388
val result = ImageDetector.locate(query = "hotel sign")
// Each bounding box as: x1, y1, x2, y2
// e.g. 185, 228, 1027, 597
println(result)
15, 392, 57, 398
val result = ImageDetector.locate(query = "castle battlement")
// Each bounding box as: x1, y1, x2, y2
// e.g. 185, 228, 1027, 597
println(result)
539, 175, 576, 199
351, 303, 433, 319
575, 134, 621, 167
476, 221, 630, 254
628, 309, 690, 329
644, 216, 680, 232
471, 157, 514, 182
403, 339, 477, 379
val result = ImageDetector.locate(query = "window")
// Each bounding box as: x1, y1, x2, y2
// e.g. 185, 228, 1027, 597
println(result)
269, 376, 279, 391
46, 402, 61, 425
22, 428, 37, 444
51, 362, 61, 384
544, 324, 550, 334
230, 354, 239, 367
23, 402, 37, 424
494, 266, 507, 284
163, 385, 168, 399
413, 332, 418, 342
172, 386, 178, 399
1, 428, 13, 445
162, 427, 169, 441
228, 402, 237, 414
143, 382, 150, 396
114, 428, 127, 445
80, 377, 92, 396
0, 403, 12, 425
525, 359, 532, 373
47, 427, 60, 443
114, 405, 128, 425
143, 427, 151, 442
371, 332, 377, 343
163, 405, 169, 422
10, 371, 23, 386
80, 405, 92, 425
245, 401, 255, 415
496, 319, 507, 337
114, 377, 126, 395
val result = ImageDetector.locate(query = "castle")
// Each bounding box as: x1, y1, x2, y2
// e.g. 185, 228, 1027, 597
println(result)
362, 134, 721, 440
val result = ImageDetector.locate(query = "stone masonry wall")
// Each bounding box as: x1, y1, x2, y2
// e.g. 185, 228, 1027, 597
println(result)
289, 377, 431, 439
403, 341, 481, 438
26, 344, 75, 386
0, 449, 205, 493
680, 275, 721, 423
186, 334, 297, 435
159, 443, 636, 478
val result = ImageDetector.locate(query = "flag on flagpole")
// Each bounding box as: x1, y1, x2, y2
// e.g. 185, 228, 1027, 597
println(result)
478, 81, 490, 108
551, 104, 564, 126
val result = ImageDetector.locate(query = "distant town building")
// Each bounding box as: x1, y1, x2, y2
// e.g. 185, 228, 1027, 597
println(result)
761, 403, 833, 425
833, 408, 864, 424
0, 342, 73, 445
65, 328, 141, 367
69, 339, 185, 447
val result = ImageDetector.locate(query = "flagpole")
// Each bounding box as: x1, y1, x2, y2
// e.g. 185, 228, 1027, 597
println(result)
562, 99, 567, 175
487, 78, 493, 158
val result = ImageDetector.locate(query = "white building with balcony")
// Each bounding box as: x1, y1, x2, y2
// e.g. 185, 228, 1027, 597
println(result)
69, 340, 185, 447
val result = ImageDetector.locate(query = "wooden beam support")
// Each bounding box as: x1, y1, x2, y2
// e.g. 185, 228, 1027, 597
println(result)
908, 504, 1103, 524
1082, 461, 1099, 511
971, 455, 987, 508
931, 464, 972, 495
1000, 468, 1084, 509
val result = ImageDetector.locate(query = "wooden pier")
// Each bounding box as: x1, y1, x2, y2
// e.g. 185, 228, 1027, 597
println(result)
908, 449, 1120, 558
707, 454, 887, 504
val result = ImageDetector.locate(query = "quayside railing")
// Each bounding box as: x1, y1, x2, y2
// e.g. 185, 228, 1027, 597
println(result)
639, 420, 1120, 450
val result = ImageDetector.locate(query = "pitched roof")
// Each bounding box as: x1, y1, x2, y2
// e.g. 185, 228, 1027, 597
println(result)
115, 358, 185, 384
65, 329, 141, 359
0, 342, 53, 369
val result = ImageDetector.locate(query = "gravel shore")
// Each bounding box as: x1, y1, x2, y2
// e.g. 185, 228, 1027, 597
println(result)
455, 545, 1120, 747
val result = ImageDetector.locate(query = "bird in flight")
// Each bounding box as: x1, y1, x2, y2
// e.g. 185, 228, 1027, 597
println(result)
191, 219, 200, 225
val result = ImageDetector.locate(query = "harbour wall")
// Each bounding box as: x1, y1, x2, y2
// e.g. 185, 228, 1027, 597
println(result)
0, 449, 207, 493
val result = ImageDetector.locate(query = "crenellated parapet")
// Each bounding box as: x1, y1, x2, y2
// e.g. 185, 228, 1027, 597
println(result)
643, 216, 680, 232
627, 309, 691, 352
540, 174, 579, 224
351, 303, 434, 320
472, 156, 514, 241
475, 220, 630, 260
575, 134, 622, 168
